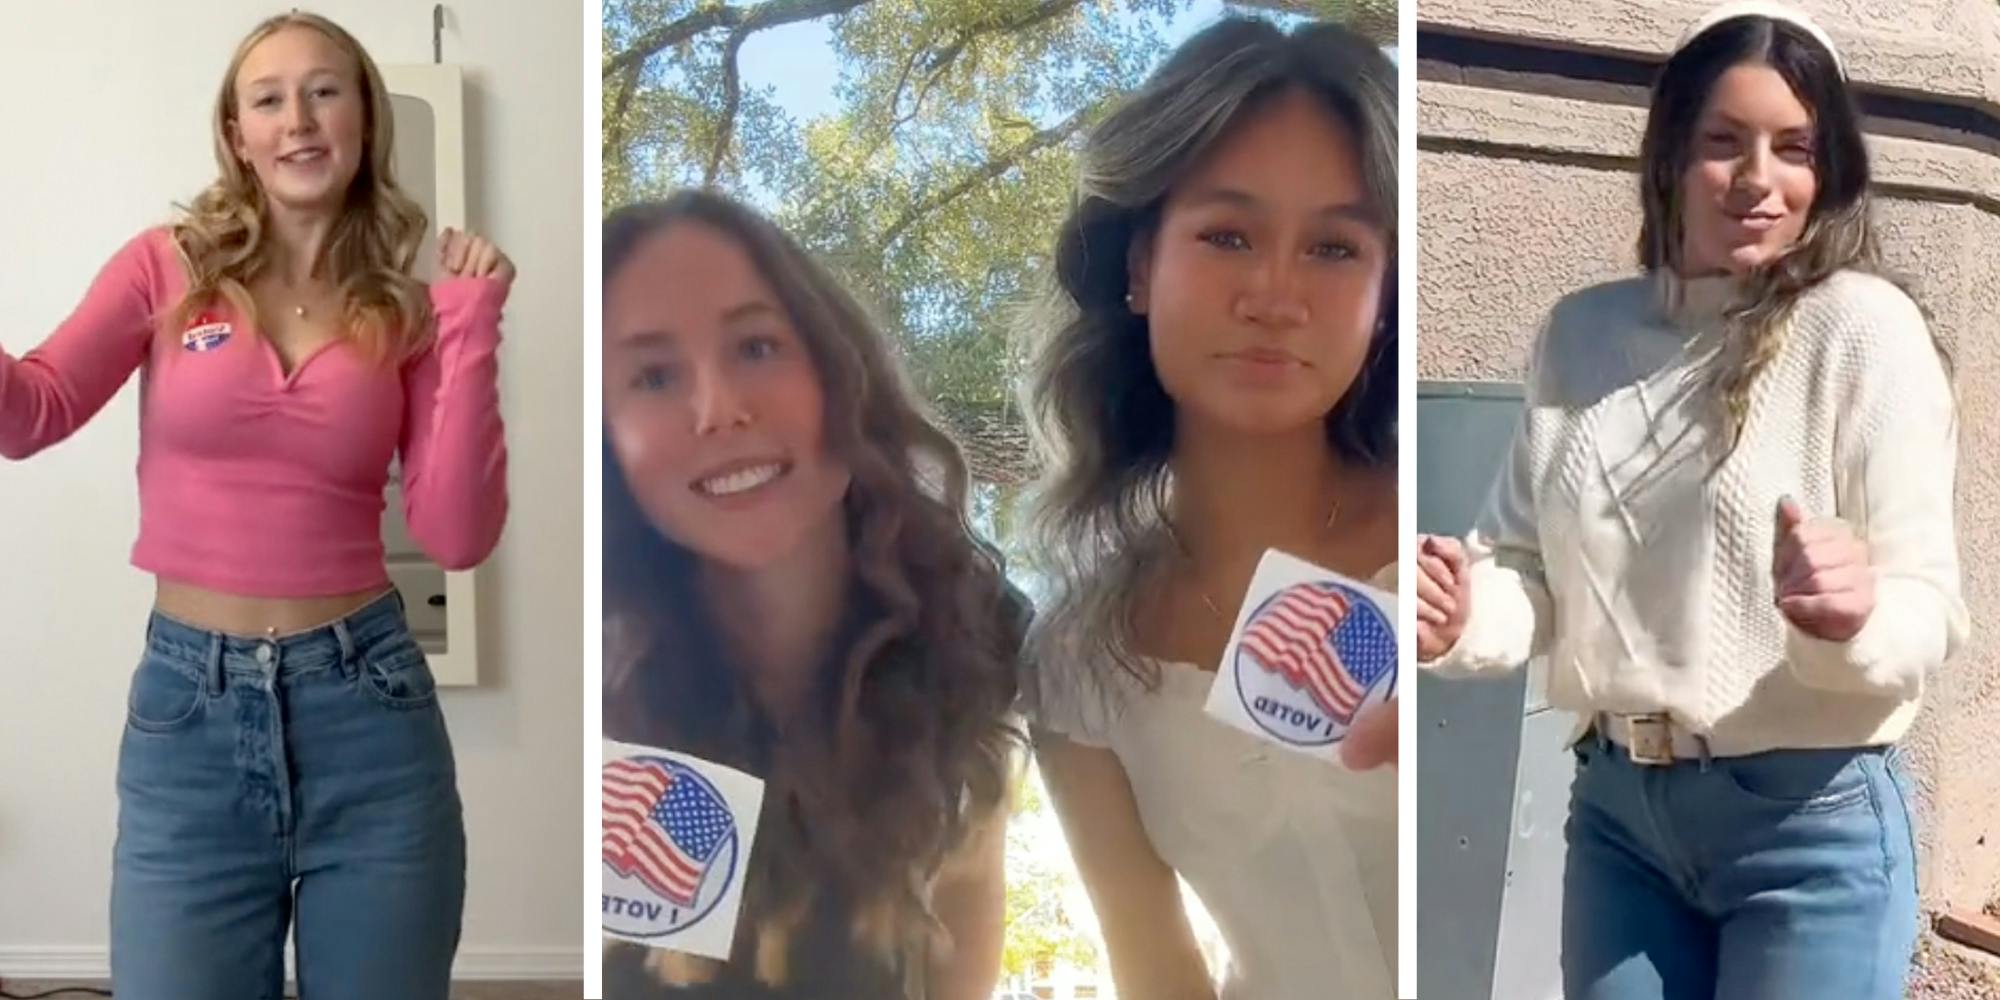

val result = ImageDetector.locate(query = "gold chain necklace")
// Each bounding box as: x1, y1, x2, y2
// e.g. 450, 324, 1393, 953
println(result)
1167, 497, 1341, 623
277, 276, 328, 321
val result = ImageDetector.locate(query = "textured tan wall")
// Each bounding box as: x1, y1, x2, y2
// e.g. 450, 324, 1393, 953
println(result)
1422, 0, 2000, 109
1417, 0, 2000, 953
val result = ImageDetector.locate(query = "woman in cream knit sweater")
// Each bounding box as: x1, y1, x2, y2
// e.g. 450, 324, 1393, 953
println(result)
1416, 4, 1965, 999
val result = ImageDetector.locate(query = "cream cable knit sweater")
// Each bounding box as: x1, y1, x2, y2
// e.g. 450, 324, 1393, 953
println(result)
1425, 268, 1967, 756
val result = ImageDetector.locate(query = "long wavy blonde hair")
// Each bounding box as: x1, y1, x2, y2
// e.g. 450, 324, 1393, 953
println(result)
168, 11, 431, 363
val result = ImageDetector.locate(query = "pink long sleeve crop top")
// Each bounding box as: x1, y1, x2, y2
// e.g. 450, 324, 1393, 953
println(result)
0, 228, 509, 597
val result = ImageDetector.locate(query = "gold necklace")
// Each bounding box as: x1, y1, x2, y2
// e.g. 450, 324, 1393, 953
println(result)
279, 277, 325, 320
1168, 497, 1341, 623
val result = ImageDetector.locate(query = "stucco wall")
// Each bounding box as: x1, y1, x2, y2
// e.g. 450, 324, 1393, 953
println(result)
1417, 0, 2000, 983
1422, 0, 2000, 108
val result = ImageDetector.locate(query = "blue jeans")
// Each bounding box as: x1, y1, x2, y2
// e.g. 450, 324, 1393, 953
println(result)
1561, 733, 1918, 1000
110, 591, 465, 999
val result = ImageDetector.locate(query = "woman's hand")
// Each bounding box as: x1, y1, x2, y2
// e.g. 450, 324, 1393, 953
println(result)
1340, 696, 1397, 770
1773, 496, 1874, 642
438, 227, 516, 287
1416, 534, 1471, 662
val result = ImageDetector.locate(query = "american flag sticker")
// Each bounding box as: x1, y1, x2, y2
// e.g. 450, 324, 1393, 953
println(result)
1202, 550, 1398, 763
181, 315, 232, 352
601, 742, 765, 959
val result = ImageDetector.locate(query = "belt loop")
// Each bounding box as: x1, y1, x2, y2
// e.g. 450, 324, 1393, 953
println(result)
1594, 715, 1611, 753
333, 616, 356, 673
1696, 735, 1713, 772
206, 633, 225, 697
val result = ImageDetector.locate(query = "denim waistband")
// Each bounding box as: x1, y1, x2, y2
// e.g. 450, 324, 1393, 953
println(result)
144, 588, 409, 683
1582, 722, 1891, 768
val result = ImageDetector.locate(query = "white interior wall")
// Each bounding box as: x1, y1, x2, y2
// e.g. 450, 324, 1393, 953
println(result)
0, 1, 583, 978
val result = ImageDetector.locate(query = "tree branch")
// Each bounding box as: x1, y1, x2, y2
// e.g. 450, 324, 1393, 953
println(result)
889, 41, 959, 132
702, 26, 752, 188
891, 0, 1083, 116
603, 62, 643, 163
1226, 0, 1397, 45
604, 0, 872, 79
875, 100, 1099, 252
881, 41, 931, 133
865, 0, 1088, 162
856, 47, 956, 166
949, 0, 1090, 66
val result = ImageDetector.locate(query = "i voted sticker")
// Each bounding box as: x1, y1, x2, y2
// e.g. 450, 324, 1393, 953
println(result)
181, 315, 232, 352
1233, 579, 1396, 746
602, 742, 765, 960
1203, 550, 1399, 765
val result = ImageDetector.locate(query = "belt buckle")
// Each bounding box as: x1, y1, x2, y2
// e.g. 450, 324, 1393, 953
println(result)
1624, 713, 1676, 767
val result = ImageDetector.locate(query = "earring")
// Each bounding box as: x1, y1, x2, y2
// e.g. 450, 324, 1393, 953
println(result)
1124, 292, 1135, 309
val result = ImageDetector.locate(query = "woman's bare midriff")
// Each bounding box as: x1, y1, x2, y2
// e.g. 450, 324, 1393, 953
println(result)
154, 578, 394, 637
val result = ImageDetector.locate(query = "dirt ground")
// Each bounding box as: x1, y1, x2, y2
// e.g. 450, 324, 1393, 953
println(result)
1909, 927, 2000, 1000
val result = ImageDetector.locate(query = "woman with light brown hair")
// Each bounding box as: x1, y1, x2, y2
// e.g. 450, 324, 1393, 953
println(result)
600, 190, 1025, 998
0, 12, 512, 998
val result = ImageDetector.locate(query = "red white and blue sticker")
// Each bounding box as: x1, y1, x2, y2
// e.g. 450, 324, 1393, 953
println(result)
181, 314, 232, 352
1209, 554, 1398, 755
601, 744, 764, 958
1233, 580, 1397, 746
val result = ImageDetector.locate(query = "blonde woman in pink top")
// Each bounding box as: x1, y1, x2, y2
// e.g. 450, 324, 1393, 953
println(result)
0, 13, 510, 999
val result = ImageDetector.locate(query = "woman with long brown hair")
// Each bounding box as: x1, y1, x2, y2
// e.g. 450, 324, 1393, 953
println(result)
600, 190, 1024, 998
1416, 4, 1963, 996
0, 12, 512, 999
1019, 16, 1399, 1000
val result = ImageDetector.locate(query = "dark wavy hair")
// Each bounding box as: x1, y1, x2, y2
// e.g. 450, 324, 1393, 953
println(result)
1637, 14, 1947, 449
1019, 16, 1398, 687
602, 191, 1023, 992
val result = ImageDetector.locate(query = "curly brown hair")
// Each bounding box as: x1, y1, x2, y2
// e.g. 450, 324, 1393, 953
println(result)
601, 191, 1024, 992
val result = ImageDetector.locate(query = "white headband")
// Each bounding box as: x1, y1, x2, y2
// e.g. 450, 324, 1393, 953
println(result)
1675, 1, 1846, 77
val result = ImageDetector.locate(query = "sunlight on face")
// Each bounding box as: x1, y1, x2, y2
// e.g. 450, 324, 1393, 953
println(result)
1678, 62, 1819, 275
604, 223, 852, 570
1131, 87, 1387, 438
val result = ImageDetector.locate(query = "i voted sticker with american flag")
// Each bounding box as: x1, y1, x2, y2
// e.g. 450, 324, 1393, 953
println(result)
1200, 549, 1398, 765
601, 740, 766, 959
